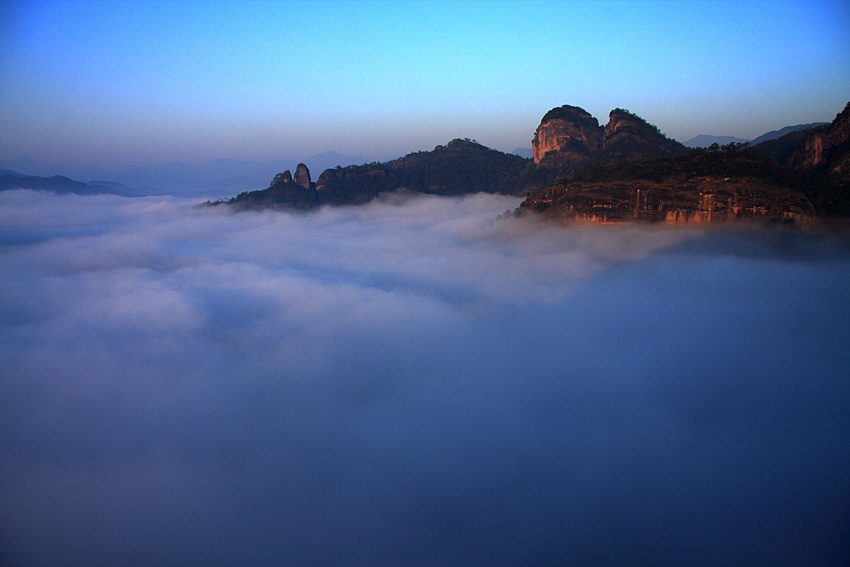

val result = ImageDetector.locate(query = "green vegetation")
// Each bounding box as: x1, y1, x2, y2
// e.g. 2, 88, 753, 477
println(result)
754, 125, 829, 165
314, 164, 400, 206
609, 108, 678, 144
314, 139, 533, 206
383, 139, 529, 196
540, 105, 599, 125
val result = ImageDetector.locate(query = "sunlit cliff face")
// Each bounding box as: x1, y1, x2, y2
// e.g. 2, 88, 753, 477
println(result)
531, 106, 603, 164
787, 102, 850, 177
1, 190, 849, 567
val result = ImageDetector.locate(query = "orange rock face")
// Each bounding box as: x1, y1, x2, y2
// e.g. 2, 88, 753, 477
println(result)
531, 105, 684, 169
787, 102, 850, 178
294, 163, 311, 189
520, 178, 817, 229
531, 105, 603, 165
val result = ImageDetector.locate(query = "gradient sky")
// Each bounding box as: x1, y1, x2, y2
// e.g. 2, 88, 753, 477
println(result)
1, 0, 848, 169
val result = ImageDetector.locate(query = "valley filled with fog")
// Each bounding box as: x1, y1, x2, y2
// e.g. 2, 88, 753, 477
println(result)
1, 190, 849, 566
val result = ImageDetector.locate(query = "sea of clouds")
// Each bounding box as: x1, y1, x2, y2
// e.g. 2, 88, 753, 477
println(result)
1, 189, 849, 566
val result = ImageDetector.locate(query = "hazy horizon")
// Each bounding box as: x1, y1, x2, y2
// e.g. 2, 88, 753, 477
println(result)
0, 109, 842, 195
2, 0, 848, 171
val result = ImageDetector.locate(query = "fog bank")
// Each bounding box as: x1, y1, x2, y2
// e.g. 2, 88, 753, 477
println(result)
2, 190, 849, 566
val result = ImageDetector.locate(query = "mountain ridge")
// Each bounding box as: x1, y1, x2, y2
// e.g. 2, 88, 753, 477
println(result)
682, 123, 829, 148
0, 151, 368, 195
11, 100, 846, 231
519, 102, 850, 228
221, 139, 530, 210
752, 122, 830, 145
0, 171, 140, 197
211, 102, 850, 229
684, 135, 750, 148
218, 105, 692, 211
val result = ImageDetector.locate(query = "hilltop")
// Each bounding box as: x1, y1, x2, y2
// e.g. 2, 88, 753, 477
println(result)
531, 105, 685, 173
217, 139, 531, 210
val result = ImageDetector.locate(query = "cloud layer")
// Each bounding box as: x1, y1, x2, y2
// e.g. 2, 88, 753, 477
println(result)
2, 190, 849, 566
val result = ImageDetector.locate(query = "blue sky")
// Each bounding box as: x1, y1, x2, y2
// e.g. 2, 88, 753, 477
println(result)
1, 0, 848, 168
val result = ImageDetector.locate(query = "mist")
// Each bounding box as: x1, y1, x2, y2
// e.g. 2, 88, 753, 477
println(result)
1, 189, 849, 566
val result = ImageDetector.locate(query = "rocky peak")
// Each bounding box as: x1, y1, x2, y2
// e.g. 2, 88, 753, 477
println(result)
787, 102, 850, 179
532, 105, 604, 165
271, 170, 293, 185
830, 101, 850, 140
599, 108, 685, 159
441, 138, 484, 151
268, 164, 313, 189
604, 108, 638, 137
294, 163, 311, 189
531, 104, 683, 172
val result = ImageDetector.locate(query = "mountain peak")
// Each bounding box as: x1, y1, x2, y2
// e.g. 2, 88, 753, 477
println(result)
531, 104, 683, 168
438, 138, 486, 152
532, 105, 603, 165
684, 135, 750, 148
294, 163, 311, 189
600, 108, 684, 159
540, 104, 598, 124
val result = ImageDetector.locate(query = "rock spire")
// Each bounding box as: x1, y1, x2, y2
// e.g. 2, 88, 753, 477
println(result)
294, 163, 311, 189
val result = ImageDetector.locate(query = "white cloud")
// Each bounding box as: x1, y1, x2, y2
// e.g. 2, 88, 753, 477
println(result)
1, 190, 849, 566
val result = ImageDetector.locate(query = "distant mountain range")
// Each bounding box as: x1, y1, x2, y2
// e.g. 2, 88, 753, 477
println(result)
683, 135, 750, 148
0, 150, 367, 196
0, 170, 144, 197
683, 123, 829, 148
751, 123, 830, 145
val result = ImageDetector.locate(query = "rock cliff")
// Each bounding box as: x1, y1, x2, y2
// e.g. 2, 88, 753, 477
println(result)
225, 164, 318, 210
521, 177, 816, 229
519, 143, 833, 229
294, 163, 312, 189
753, 124, 829, 166
272, 170, 293, 185
518, 102, 850, 228
532, 105, 603, 167
787, 102, 850, 181
531, 105, 685, 176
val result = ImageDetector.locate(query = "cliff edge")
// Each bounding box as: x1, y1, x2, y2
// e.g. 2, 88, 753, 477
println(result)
787, 102, 850, 182
531, 105, 685, 176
